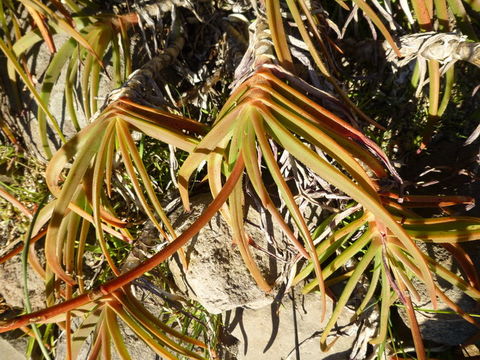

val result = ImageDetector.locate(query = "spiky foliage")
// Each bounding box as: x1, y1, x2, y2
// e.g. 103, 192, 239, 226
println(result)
0, 1, 479, 360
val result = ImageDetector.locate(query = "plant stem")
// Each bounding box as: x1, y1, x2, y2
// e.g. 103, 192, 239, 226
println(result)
0, 156, 246, 333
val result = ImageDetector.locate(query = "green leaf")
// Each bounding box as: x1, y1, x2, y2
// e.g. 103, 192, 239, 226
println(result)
0, 38, 66, 157
45, 120, 108, 284
320, 242, 378, 350
38, 38, 77, 148
71, 308, 101, 360
263, 113, 438, 308
105, 307, 132, 360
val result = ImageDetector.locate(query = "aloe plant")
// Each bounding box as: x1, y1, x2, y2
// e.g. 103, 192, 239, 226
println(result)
0, 0, 108, 157
0, 0, 145, 158
338, 0, 480, 150
294, 204, 480, 356
0, 1, 480, 360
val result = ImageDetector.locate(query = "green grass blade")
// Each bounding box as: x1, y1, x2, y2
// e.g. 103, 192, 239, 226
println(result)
22, 195, 52, 360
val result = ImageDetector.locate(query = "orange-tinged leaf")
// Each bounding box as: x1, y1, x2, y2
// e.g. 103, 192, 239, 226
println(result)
259, 98, 381, 192
19, 0, 104, 66
68, 202, 128, 242
257, 70, 398, 180
352, 0, 402, 56
264, 112, 438, 308
242, 119, 309, 258
207, 137, 232, 226
45, 121, 109, 285
119, 114, 198, 152
70, 307, 101, 360
178, 107, 242, 210
116, 98, 208, 135
105, 307, 132, 360
109, 300, 177, 359
116, 120, 187, 266
116, 120, 170, 241
285, 0, 331, 76
228, 167, 272, 292
0, 157, 246, 333
411, 0, 434, 30
46, 120, 104, 197
252, 107, 326, 319
25, 6, 56, 53
266, 0, 293, 71
121, 291, 207, 351
92, 120, 121, 276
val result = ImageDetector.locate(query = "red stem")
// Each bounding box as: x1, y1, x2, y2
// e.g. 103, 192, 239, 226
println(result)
0, 228, 47, 265
0, 156, 245, 333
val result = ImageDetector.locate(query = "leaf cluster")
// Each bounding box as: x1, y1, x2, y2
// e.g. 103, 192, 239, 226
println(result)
0, 1, 479, 360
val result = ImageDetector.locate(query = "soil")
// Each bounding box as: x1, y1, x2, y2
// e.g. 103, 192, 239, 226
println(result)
0, 1, 480, 360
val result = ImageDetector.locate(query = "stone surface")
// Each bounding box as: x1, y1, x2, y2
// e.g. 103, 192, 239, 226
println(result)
462, 344, 480, 357
0, 254, 45, 311
0, 338, 25, 360
399, 242, 479, 346
225, 288, 358, 360
168, 194, 293, 314
5, 34, 114, 162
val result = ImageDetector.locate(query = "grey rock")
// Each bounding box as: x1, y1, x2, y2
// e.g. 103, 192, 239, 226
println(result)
168, 194, 294, 314
6, 33, 114, 162
399, 242, 479, 346
0, 338, 25, 360
225, 288, 357, 360
0, 254, 45, 311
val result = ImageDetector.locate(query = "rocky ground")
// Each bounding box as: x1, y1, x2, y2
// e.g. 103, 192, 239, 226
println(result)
1, 1, 480, 359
